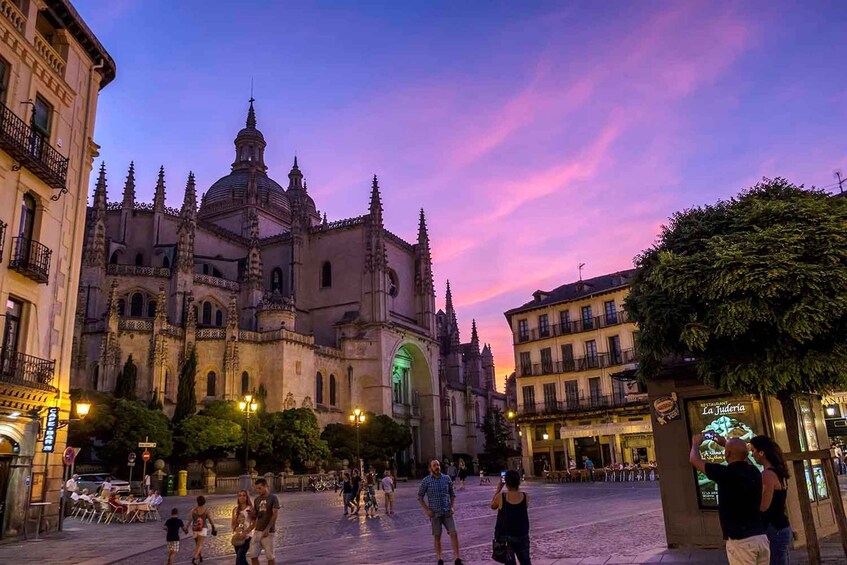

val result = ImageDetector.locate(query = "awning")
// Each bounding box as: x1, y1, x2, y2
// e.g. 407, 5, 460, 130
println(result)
558, 420, 652, 439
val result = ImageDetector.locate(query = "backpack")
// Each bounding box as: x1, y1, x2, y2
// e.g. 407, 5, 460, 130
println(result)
192, 513, 205, 532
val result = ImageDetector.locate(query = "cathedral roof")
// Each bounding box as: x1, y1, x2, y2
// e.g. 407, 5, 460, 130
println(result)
201, 170, 290, 213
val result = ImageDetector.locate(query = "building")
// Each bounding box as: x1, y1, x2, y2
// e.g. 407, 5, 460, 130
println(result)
73, 99, 453, 473
436, 280, 507, 463
0, 0, 115, 538
503, 269, 653, 476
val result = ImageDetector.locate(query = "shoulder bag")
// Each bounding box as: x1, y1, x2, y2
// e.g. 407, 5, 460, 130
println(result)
491, 493, 515, 563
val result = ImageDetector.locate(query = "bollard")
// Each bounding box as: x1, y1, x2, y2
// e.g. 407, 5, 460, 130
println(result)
177, 469, 188, 496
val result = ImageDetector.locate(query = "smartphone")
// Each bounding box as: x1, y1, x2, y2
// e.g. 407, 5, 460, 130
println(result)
500, 471, 506, 484
703, 431, 716, 441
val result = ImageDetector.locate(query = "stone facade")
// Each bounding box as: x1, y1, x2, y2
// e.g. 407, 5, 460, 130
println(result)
0, 0, 115, 538
72, 101, 505, 469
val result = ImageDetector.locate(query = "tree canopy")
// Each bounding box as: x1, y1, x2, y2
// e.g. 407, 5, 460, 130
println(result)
481, 406, 515, 470
321, 413, 411, 464
173, 414, 243, 460
260, 408, 329, 471
625, 179, 847, 395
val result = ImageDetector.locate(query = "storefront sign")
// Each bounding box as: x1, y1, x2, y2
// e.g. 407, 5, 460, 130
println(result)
653, 393, 680, 425
686, 395, 764, 508
42, 407, 59, 452
558, 420, 652, 439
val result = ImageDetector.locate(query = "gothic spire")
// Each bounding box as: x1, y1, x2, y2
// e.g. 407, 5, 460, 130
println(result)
369, 175, 383, 226
246, 97, 257, 129
471, 318, 480, 348
417, 208, 430, 247
181, 171, 197, 221
445, 280, 460, 346
445, 280, 455, 313
153, 166, 166, 212
121, 161, 135, 209
93, 161, 107, 211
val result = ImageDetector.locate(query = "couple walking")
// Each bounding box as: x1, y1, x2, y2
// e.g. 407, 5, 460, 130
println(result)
229, 478, 280, 565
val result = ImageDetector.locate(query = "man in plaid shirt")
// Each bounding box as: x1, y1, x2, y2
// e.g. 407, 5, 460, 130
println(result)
418, 459, 464, 565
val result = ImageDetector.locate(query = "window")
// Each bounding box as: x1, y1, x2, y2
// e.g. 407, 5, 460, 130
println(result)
316, 372, 324, 405
565, 380, 579, 407
584, 340, 598, 369
589, 377, 602, 403
561, 343, 574, 372
130, 293, 144, 317
608, 335, 622, 364
581, 305, 594, 330
202, 302, 212, 325
271, 268, 283, 292
519, 351, 532, 376
451, 397, 457, 424
604, 301, 618, 325
2, 298, 24, 355
206, 371, 216, 397
543, 383, 557, 409
33, 95, 52, 137
241, 371, 249, 395
540, 348, 553, 374
135, 253, 144, 266
19, 194, 36, 241
517, 319, 529, 342
329, 374, 337, 406
535, 425, 547, 441
147, 300, 156, 318
162, 256, 170, 269
521, 386, 536, 412
475, 402, 480, 424
117, 299, 125, 316
320, 262, 332, 288
538, 314, 550, 338
613, 375, 626, 400
388, 270, 398, 297
0, 57, 9, 104
163, 370, 170, 399
215, 310, 223, 327
110, 252, 119, 264
559, 310, 570, 333
93, 365, 100, 391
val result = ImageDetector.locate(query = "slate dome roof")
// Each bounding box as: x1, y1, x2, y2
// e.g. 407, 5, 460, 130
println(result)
201, 170, 290, 212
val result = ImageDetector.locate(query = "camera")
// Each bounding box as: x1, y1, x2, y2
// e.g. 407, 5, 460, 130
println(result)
500, 471, 506, 484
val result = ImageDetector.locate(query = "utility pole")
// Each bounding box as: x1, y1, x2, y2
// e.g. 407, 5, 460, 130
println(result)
835, 170, 845, 194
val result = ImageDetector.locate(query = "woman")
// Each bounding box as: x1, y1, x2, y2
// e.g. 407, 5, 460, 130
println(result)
750, 435, 791, 565
231, 490, 254, 565
340, 472, 355, 515
190, 495, 216, 564
457, 459, 468, 490
351, 469, 362, 514
364, 468, 378, 516
491, 470, 531, 565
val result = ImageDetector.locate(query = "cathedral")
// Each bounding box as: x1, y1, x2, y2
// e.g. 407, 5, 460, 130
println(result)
71, 100, 505, 468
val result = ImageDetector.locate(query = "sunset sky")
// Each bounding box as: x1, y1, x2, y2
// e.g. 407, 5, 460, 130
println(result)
76, 1, 847, 387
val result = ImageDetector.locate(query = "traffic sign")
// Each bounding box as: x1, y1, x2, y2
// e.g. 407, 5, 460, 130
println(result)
63, 446, 77, 466
142, 450, 151, 462
128, 452, 137, 463
138, 442, 157, 448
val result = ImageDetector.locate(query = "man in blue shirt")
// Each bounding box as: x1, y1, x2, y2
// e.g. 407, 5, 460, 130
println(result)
418, 459, 464, 565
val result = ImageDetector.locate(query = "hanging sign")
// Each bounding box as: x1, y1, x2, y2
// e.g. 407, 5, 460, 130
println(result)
42, 407, 59, 452
653, 392, 680, 425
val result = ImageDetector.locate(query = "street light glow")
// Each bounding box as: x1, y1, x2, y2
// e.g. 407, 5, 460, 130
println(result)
543, 433, 549, 441
239, 401, 247, 411
75, 400, 92, 419
507, 410, 515, 419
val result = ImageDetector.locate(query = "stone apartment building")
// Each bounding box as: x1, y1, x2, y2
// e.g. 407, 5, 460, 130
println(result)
504, 269, 654, 476
0, 0, 115, 538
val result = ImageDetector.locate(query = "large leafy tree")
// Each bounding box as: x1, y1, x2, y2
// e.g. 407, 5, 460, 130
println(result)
199, 400, 272, 455
113, 355, 138, 401
625, 179, 847, 560
259, 408, 329, 471
173, 414, 243, 460
172, 349, 197, 425
322, 413, 412, 464
481, 406, 514, 470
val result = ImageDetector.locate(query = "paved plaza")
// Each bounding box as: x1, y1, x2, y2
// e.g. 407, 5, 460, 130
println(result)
0, 480, 844, 564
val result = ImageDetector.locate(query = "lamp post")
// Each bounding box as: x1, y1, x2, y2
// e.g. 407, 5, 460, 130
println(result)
59, 398, 93, 531
239, 393, 258, 486
349, 408, 365, 475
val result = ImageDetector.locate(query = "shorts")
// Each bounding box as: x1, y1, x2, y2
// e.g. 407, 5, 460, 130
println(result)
193, 527, 208, 538
167, 541, 180, 553
430, 513, 456, 536
384, 492, 395, 502
247, 532, 275, 559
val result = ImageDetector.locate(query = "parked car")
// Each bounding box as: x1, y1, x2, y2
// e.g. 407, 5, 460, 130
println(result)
76, 473, 130, 495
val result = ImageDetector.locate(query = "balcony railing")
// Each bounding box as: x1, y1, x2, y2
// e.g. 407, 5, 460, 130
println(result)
520, 349, 636, 377
34, 31, 66, 77
9, 236, 51, 283
0, 220, 5, 258
517, 392, 648, 417
0, 101, 68, 191
107, 264, 171, 278
514, 310, 631, 344
194, 273, 240, 292
0, 0, 26, 34
0, 348, 56, 391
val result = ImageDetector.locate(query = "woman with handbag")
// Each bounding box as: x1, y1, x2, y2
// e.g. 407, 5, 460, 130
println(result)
490, 470, 531, 565
190, 495, 216, 565
231, 490, 254, 565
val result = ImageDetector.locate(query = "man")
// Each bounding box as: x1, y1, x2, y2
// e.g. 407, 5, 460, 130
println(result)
583, 456, 595, 481
100, 476, 112, 496
144, 473, 151, 496
418, 459, 463, 565
64, 473, 79, 517
249, 478, 280, 565
381, 469, 396, 515
690, 433, 769, 565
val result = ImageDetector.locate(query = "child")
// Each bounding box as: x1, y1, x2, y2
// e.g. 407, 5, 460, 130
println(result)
163, 508, 188, 565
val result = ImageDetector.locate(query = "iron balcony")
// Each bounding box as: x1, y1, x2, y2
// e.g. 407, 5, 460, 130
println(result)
517, 392, 648, 417
9, 236, 51, 283
0, 100, 68, 191
515, 310, 630, 344
0, 348, 57, 392
519, 349, 636, 377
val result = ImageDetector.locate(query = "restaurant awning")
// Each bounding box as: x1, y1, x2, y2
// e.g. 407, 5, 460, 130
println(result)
558, 420, 652, 439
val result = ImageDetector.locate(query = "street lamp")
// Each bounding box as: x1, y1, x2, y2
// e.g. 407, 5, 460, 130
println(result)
349, 408, 366, 474
542, 432, 549, 441
239, 393, 259, 474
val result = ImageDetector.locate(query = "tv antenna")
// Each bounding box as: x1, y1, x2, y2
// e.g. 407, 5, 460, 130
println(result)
578, 263, 586, 281
836, 170, 845, 194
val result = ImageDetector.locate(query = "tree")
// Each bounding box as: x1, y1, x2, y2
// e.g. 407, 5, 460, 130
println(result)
481, 406, 514, 471
625, 179, 847, 561
172, 349, 197, 425
199, 400, 272, 455
113, 355, 138, 401
173, 414, 243, 460
260, 408, 329, 471
321, 413, 412, 465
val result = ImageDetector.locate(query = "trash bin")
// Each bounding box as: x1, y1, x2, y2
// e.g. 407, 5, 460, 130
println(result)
165, 474, 175, 497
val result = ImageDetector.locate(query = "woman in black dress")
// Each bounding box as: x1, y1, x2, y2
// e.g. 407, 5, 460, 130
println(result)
490, 470, 531, 565
457, 459, 469, 490
750, 435, 791, 565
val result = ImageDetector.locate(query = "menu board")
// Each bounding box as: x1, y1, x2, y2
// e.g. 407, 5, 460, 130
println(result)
686, 396, 765, 508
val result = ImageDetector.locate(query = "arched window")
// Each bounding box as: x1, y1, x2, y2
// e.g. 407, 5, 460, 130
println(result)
475, 402, 480, 424
130, 293, 144, 317
271, 268, 283, 292
329, 374, 337, 406
241, 371, 250, 395
320, 262, 332, 288
315, 372, 324, 405
19, 193, 36, 241
147, 300, 157, 318
206, 371, 216, 397
164, 370, 171, 399
215, 309, 223, 326
202, 302, 212, 325
162, 256, 170, 269
451, 397, 457, 424
117, 299, 125, 316
135, 253, 143, 266
388, 270, 398, 297
109, 251, 119, 264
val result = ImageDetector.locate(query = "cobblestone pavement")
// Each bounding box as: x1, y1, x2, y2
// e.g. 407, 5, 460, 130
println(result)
3, 478, 845, 564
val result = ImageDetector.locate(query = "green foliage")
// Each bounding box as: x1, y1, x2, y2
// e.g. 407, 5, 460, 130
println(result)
625, 179, 847, 395
482, 406, 514, 469
259, 408, 329, 471
321, 413, 412, 464
173, 414, 243, 460
172, 349, 197, 425
113, 355, 138, 401
198, 400, 272, 454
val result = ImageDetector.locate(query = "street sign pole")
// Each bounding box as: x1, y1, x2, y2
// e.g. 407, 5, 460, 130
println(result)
137, 437, 156, 495
127, 452, 137, 493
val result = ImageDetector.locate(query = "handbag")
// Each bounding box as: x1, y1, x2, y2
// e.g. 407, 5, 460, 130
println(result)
491, 493, 514, 563
231, 529, 247, 548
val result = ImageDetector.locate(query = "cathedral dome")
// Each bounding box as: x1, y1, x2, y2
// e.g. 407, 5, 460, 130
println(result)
201, 170, 290, 212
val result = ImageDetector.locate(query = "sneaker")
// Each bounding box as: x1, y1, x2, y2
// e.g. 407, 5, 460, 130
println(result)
454, 560, 464, 565
437, 560, 444, 565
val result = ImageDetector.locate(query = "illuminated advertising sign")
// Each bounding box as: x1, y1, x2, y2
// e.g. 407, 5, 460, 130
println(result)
42, 407, 59, 452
